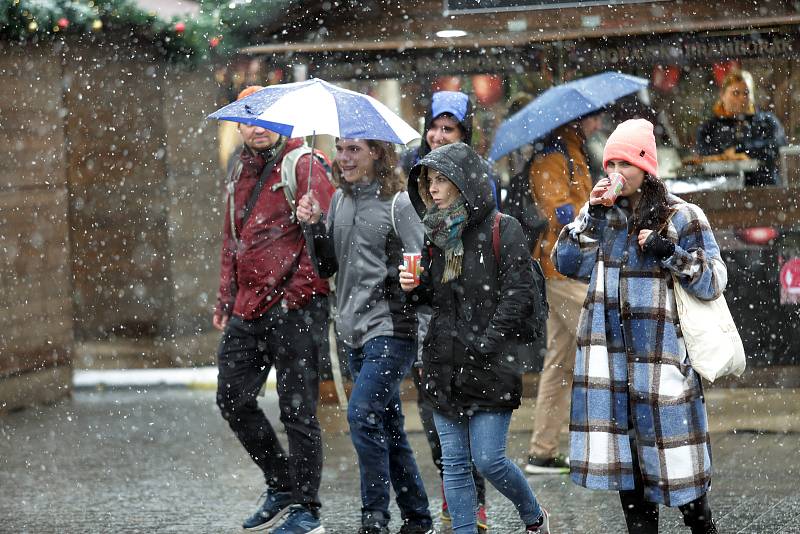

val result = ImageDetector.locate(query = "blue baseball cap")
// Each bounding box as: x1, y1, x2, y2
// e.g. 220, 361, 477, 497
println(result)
431, 91, 469, 123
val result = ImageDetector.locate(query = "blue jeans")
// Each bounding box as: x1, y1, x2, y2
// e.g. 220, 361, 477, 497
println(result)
347, 336, 432, 528
434, 410, 542, 533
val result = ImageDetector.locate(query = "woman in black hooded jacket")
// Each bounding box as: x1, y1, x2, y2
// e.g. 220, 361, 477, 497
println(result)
400, 142, 551, 534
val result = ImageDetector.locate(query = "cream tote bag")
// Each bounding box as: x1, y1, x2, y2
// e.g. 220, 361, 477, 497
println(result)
673, 277, 746, 382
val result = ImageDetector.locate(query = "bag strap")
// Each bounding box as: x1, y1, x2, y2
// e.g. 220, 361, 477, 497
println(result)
657, 207, 679, 235
237, 156, 279, 235
553, 139, 575, 181
492, 211, 502, 264
276, 146, 313, 222
390, 191, 402, 235
226, 159, 243, 244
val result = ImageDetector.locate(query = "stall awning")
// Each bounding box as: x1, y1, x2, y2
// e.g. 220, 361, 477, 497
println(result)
241, 14, 800, 55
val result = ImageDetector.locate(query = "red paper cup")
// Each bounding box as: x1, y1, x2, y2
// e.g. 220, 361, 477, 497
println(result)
601, 172, 626, 205
403, 252, 422, 285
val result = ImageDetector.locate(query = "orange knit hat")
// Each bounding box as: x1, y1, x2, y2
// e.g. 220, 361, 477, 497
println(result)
602, 118, 659, 177
237, 85, 264, 101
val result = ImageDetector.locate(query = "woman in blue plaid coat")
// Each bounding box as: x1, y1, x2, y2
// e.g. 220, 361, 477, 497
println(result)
553, 119, 720, 534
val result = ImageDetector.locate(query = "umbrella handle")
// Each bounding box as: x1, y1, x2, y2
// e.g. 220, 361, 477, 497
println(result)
307, 131, 316, 196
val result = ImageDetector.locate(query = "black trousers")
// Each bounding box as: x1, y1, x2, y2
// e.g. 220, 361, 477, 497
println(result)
620, 437, 713, 534
216, 296, 328, 511
413, 369, 487, 506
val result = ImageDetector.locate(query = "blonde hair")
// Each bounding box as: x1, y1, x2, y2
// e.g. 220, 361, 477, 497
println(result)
721, 70, 747, 92
717, 70, 755, 114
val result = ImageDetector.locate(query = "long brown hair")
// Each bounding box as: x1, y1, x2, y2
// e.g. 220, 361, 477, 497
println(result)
630, 174, 671, 234
333, 139, 406, 199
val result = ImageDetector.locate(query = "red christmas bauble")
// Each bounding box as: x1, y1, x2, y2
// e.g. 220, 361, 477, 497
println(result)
209, 36, 221, 48
432, 76, 461, 92
652, 64, 681, 92
174, 21, 185, 34
472, 74, 504, 106
57, 18, 69, 29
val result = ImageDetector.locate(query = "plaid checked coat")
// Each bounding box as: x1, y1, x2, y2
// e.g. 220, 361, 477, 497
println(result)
552, 194, 727, 507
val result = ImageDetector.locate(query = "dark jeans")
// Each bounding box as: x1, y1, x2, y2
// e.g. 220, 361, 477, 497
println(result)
620, 436, 714, 534
216, 296, 327, 511
413, 369, 487, 505
347, 336, 432, 528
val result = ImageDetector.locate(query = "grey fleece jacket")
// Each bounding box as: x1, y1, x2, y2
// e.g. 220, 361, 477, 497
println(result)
308, 181, 425, 349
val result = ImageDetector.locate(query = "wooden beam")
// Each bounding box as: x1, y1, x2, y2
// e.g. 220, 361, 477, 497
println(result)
241, 14, 800, 55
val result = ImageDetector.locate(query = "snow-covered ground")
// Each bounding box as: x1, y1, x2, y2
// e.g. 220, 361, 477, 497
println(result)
73, 367, 277, 389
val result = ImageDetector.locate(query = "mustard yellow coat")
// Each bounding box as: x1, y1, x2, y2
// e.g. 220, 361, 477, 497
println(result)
528, 125, 593, 280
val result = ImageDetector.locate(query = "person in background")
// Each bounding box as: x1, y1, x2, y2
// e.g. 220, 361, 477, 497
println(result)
297, 138, 434, 534
400, 90, 490, 531
402, 142, 551, 534
401, 91, 500, 210
214, 86, 334, 534
524, 113, 603, 475
555, 119, 720, 534
696, 69, 787, 186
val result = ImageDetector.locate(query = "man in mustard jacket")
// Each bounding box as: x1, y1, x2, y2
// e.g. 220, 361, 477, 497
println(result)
525, 114, 602, 475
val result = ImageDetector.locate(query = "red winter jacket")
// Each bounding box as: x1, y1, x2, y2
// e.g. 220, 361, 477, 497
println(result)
216, 137, 334, 320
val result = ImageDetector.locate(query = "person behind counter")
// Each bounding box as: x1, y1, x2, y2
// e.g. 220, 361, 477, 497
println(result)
696, 69, 787, 187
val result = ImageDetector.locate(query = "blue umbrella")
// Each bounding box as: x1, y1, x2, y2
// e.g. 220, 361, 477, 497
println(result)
208, 78, 419, 193
489, 72, 649, 161
207, 78, 419, 144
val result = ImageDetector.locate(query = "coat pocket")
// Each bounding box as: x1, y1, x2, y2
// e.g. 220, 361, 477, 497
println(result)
454, 352, 498, 394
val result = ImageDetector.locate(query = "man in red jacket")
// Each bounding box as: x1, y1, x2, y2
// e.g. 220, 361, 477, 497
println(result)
213, 86, 334, 534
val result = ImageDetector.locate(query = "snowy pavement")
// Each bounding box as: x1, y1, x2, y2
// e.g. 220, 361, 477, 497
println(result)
1, 388, 799, 533
72, 367, 277, 390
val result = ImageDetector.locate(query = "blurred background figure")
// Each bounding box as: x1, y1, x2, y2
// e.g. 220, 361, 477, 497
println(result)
524, 113, 602, 475
401, 91, 500, 209
696, 69, 787, 186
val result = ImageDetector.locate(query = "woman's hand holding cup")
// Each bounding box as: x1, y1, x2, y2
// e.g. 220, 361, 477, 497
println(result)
399, 264, 423, 292
589, 178, 612, 206
590, 172, 626, 207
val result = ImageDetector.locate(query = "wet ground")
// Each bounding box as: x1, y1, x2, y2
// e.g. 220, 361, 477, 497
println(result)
1, 388, 798, 533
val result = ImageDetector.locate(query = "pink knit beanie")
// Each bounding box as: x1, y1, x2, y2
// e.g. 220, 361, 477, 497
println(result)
602, 118, 659, 177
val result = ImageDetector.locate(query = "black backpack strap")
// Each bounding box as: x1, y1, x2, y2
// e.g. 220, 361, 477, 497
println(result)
239, 156, 279, 231
552, 138, 574, 181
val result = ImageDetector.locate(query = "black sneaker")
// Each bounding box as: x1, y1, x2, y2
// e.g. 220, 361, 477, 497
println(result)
358, 526, 390, 534
524, 454, 569, 475
396, 520, 436, 534
691, 521, 719, 534
242, 488, 293, 531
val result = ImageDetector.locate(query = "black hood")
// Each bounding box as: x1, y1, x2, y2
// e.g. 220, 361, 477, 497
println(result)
408, 142, 494, 228
417, 93, 475, 161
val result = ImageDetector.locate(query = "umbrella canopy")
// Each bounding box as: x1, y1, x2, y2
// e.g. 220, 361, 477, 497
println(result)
489, 72, 649, 161
207, 78, 420, 145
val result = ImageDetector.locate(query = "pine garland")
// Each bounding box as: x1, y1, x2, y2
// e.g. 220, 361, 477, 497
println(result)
1, 0, 295, 62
